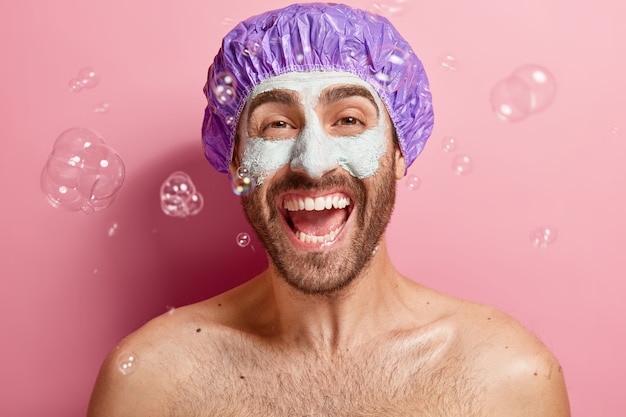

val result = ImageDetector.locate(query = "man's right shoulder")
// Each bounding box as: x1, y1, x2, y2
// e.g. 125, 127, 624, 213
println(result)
86, 302, 234, 417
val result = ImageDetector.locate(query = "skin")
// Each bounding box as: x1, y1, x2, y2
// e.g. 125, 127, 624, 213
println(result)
87, 76, 571, 417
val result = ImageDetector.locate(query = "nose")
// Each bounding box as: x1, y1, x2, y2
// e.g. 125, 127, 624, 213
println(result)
289, 124, 339, 179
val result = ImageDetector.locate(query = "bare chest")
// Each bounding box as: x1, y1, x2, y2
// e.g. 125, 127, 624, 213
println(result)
168, 338, 486, 417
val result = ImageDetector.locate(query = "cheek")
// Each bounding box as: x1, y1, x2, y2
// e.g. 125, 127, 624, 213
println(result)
335, 125, 388, 179
241, 138, 296, 184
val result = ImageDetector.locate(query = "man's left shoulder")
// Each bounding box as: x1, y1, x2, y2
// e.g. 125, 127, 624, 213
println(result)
459, 303, 571, 416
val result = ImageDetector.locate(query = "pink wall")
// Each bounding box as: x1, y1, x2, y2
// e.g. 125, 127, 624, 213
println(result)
1, 0, 624, 415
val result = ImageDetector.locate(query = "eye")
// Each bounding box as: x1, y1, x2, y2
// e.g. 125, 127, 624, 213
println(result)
265, 120, 294, 129
335, 116, 362, 126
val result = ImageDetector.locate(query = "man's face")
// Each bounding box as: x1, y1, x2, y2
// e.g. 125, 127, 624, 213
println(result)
234, 72, 405, 295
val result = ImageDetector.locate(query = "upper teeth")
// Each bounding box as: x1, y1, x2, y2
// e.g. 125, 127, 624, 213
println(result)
284, 195, 350, 212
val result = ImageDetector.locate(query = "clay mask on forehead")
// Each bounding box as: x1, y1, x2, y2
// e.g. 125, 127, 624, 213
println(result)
238, 71, 389, 185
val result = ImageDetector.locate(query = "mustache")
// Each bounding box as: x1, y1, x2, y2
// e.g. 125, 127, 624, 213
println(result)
266, 171, 364, 200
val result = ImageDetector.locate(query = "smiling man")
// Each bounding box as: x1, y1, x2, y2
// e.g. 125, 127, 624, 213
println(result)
87, 3, 570, 416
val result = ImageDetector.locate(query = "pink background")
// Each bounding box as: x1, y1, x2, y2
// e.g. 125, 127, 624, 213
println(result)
1, 0, 624, 415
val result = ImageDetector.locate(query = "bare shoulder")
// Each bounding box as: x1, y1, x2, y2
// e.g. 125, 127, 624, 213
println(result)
86, 297, 236, 417
449, 298, 571, 417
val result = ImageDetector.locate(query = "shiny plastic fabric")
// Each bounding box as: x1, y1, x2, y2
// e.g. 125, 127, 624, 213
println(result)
202, 2, 434, 175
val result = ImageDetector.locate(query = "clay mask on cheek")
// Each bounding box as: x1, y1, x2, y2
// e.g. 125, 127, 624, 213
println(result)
239, 72, 389, 184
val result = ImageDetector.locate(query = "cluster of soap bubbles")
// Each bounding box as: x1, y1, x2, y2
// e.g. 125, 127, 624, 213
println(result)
438, 135, 474, 176
41, 127, 125, 214
68, 67, 100, 93
232, 167, 256, 196
211, 71, 237, 106
160, 171, 204, 218
490, 64, 557, 122
530, 226, 558, 248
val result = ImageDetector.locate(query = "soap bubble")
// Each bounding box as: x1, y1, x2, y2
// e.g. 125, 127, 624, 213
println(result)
489, 75, 533, 122
77, 67, 100, 89
68, 67, 100, 93
232, 167, 256, 196
490, 64, 556, 122
291, 40, 310, 64
530, 226, 558, 248
243, 38, 262, 57
107, 222, 119, 237
236, 232, 251, 247
405, 175, 421, 191
221, 17, 236, 26
369, 0, 408, 17
116, 351, 138, 375
160, 171, 204, 218
441, 136, 458, 153
511, 65, 557, 114
41, 127, 125, 214
452, 154, 473, 175
611, 126, 621, 136
373, 45, 412, 93
68, 78, 83, 93
211, 71, 237, 106
93, 101, 111, 114
439, 54, 459, 73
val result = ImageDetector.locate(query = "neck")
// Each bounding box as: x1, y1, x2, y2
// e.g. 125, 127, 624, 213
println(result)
263, 240, 410, 353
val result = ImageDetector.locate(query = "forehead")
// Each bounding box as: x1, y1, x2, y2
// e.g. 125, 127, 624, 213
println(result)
248, 71, 382, 107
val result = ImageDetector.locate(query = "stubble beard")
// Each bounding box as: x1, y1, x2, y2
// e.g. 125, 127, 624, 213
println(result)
241, 155, 397, 296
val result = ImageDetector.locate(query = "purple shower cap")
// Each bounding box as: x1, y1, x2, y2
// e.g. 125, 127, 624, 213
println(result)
202, 2, 434, 174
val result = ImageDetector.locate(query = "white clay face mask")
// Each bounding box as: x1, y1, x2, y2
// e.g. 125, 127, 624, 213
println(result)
238, 71, 389, 184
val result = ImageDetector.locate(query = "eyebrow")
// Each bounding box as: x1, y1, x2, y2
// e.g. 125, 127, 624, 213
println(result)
318, 85, 379, 116
247, 89, 300, 117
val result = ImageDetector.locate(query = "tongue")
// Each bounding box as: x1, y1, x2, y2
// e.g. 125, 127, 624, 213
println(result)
289, 208, 347, 236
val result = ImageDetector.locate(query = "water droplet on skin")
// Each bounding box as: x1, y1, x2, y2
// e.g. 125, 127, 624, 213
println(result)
116, 352, 138, 375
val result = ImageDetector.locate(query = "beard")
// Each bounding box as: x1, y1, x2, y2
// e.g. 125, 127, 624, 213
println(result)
241, 153, 397, 296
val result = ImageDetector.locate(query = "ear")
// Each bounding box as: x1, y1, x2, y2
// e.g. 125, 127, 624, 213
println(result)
228, 133, 242, 179
394, 148, 406, 180
228, 159, 239, 179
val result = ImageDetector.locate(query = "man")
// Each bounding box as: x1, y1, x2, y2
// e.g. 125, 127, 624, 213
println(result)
88, 3, 570, 416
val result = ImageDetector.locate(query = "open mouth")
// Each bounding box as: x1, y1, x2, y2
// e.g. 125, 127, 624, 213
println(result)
280, 192, 353, 245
